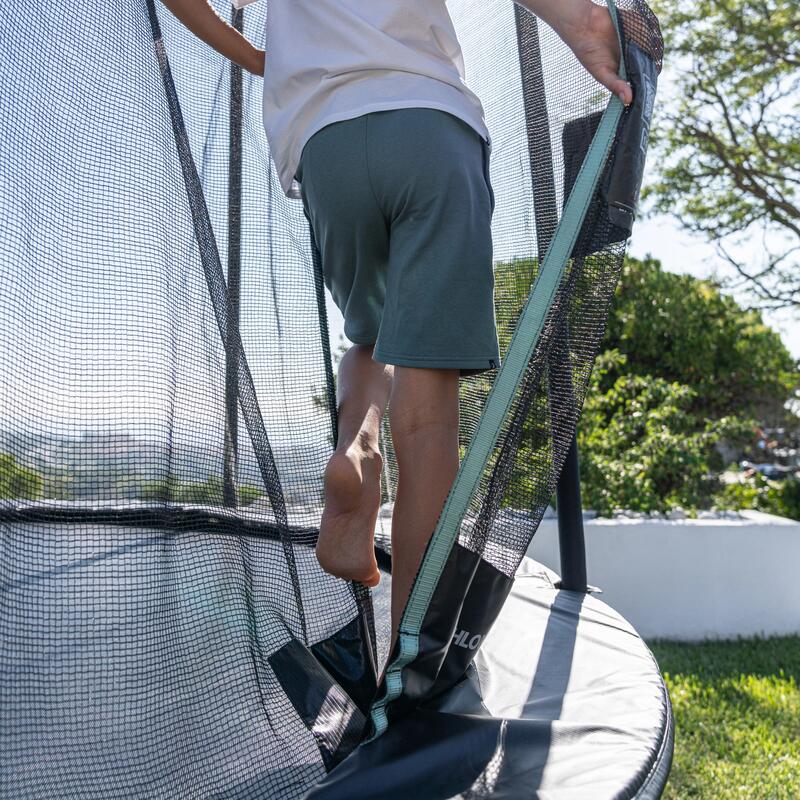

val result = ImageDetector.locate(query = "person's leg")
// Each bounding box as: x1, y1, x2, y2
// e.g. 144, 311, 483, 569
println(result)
388, 366, 460, 639
316, 343, 393, 588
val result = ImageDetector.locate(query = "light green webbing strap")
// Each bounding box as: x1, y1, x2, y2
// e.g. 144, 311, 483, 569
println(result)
369, 0, 626, 739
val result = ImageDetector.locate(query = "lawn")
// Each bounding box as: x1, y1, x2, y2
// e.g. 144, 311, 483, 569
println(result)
649, 637, 800, 799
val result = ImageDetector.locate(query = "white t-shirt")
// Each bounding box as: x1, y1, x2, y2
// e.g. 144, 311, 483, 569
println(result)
261, 0, 492, 199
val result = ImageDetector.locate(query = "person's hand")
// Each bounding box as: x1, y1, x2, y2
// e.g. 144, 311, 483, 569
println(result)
245, 48, 266, 77
555, 3, 633, 106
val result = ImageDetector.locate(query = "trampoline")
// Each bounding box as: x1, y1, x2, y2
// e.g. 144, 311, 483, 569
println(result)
1, 1, 670, 798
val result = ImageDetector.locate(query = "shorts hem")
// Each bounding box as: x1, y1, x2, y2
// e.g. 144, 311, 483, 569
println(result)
345, 334, 379, 347
372, 348, 500, 375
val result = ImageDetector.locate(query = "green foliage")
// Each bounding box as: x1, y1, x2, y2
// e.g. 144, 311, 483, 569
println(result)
584, 256, 800, 514
716, 473, 800, 521
647, 0, 800, 309
139, 476, 262, 507
42, 470, 75, 501
602, 256, 799, 423
491, 255, 800, 516
578, 350, 753, 515
650, 637, 800, 799
0, 453, 44, 500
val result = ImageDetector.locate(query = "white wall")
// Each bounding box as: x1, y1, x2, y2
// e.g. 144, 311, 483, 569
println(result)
528, 511, 800, 641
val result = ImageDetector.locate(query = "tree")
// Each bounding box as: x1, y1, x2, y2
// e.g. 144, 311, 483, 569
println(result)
578, 350, 751, 515
647, 0, 800, 309
139, 476, 262, 506
601, 256, 799, 424
581, 256, 800, 514
0, 453, 43, 500
491, 254, 799, 515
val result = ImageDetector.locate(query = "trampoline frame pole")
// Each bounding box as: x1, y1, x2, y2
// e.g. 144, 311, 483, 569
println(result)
515, 6, 588, 592
223, 7, 244, 508
556, 435, 588, 592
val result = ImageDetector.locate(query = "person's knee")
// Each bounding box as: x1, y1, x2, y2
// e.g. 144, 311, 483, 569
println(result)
341, 342, 375, 367
389, 368, 459, 442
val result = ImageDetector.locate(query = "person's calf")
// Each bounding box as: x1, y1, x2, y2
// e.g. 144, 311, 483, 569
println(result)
388, 367, 460, 638
336, 345, 393, 434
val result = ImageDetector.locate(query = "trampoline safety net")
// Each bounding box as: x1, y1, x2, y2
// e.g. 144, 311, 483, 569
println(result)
0, 0, 663, 798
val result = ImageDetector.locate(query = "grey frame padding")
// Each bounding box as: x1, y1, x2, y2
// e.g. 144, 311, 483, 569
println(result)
308, 557, 673, 799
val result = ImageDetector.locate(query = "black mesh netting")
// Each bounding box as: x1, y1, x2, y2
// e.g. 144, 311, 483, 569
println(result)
0, 1, 662, 798
379, 0, 664, 579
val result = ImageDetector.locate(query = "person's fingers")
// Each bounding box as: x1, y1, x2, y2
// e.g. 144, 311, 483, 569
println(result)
596, 66, 633, 106
616, 78, 634, 107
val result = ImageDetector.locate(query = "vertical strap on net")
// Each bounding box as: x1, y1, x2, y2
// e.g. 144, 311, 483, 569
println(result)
369, 0, 627, 737
517, 2, 582, 543
223, 6, 244, 509
309, 227, 339, 449
144, 0, 307, 642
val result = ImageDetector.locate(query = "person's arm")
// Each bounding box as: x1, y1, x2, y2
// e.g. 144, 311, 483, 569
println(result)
160, 0, 265, 76
514, 0, 633, 105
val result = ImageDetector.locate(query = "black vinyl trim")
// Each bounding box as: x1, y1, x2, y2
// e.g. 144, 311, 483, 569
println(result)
382, 546, 514, 728
311, 615, 378, 717
629, 657, 674, 799
0, 502, 318, 544
634, 697, 674, 799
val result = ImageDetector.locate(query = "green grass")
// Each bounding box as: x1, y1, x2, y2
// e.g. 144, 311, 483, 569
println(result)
649, 637, 800, 799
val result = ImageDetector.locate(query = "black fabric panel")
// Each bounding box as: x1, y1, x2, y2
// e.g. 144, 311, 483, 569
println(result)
426, 556, 515, 702
384, 546, 514, 725
304, 709, 503, 800
311, 614, 377, 716
380, 544, 511, 727
603, 41, 659, 232
269, 639, 366, 771
565, 40, 659, 258
393, 544, 482, 712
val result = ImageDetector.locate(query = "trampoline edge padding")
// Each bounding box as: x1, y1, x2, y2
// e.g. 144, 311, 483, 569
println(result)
631, 660, 675, 800
307, 556, 674, 799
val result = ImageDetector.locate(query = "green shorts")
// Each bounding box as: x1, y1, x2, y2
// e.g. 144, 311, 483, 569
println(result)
296, 107, 500, 375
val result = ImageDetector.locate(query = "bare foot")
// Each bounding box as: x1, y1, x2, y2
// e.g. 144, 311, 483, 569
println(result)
316, 445, 382, 587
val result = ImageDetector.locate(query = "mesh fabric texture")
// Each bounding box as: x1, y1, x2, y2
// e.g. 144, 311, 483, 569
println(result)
1, 0, 662, 797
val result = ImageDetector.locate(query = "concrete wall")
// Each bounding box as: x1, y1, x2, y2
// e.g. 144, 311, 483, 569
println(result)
528, 510, 800, 641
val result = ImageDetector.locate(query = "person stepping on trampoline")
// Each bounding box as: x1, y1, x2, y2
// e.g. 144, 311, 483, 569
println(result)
163, 0, 632, 638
